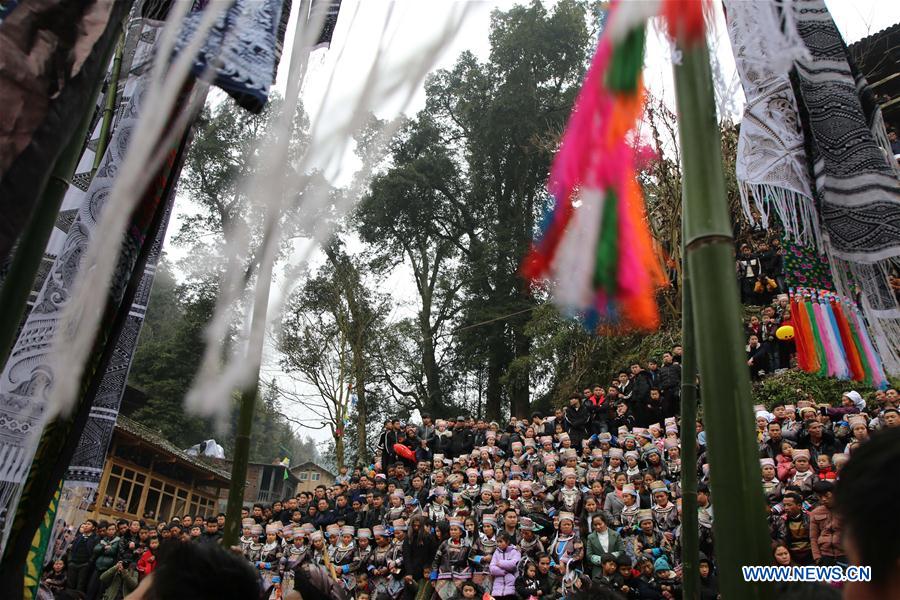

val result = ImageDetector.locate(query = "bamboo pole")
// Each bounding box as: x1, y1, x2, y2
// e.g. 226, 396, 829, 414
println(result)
0, 28, 126, 371
222, 0, 313, 547
679, 265, 699, 600
672, 35, 772, 600
92, 33, 126, 173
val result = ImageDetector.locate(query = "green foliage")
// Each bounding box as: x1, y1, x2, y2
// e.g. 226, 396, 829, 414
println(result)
126, 258, 317, 465
751, 369, 899, 411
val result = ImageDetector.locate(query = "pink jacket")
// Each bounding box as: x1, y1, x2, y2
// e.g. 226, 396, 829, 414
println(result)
776, 454, 795, 482
489, 545, 522, 597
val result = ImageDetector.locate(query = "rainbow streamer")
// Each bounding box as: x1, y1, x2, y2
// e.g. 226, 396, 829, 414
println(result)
789, 288, 888, 388
522, 2, 665, 331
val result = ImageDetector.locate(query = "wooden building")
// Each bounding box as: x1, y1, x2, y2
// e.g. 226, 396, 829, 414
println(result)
211, 460, 300, 507
850, 22, 900, 131
291, 461, 335, 495
88, 416, 230, 525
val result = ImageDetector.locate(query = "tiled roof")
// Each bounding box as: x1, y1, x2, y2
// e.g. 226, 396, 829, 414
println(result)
115, 415, 231, 482
290, 461, 335, 477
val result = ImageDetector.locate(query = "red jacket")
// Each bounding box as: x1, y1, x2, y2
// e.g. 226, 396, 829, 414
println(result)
137, 550, 158, 579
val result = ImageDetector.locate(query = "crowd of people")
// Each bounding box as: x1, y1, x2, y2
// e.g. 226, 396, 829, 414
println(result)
44, 339, 900, 599
736, 240, 785, 305
744, 294, 796, 380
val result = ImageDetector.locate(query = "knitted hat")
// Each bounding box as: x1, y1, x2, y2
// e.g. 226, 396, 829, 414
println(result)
598, 432, 612, 443
309, 530, 324, 542
591, 448, 604, 458
241, 518, 255, 528
357, 528, 372, 539
760, 458, 775, 468
483, 516, 497, 528
373, 525, 388, 537
654, 556, 672, 572
638, 509, 653, 524
624, 451, 639, 461
392, 520, 407, 531
793, 449, 811, 460
251, 524, 264, 536
558, 512, 575, 523
266, 523, 282, 535
519, 517, 536, 531
609, 448, 624, 459
663, 439, 679, 450
540, 436, 553, 445
621, 484, 638, 497
448, 519, 464, 529
341, 525, 355, 536
282, 526, 294, 538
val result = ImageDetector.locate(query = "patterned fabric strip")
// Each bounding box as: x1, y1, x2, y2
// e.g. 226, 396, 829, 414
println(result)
173, 0, 287, 114
0, 17, 190, 556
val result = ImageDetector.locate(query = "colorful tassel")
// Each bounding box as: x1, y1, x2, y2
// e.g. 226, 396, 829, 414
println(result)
790, 288, 888, 388
522, 1, 665, 331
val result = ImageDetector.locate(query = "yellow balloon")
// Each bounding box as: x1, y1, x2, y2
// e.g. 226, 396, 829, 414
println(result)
776, 325, 795, 341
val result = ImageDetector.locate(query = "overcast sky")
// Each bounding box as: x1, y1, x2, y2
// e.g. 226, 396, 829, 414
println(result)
168, 1, 900, 448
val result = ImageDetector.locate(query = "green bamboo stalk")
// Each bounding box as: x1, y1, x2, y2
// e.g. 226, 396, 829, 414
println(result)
673, 37, 772, 600
92, 33, 125, 173
680, 265, 699, 599
0, 31, 123, 370
222, 0, 313, 547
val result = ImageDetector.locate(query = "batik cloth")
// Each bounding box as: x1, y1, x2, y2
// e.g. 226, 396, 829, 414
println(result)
0, 16, 191, 555
174, 0, 288, 113
790, 0, 900, 375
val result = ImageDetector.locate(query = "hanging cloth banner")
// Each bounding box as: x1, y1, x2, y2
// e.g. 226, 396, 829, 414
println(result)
173, 0, 289, 114
0, 14, 199, 556
788, 0, 900, 376
789, 288, 888, 388
311, 0, 342, 49
723, 0, 821, 249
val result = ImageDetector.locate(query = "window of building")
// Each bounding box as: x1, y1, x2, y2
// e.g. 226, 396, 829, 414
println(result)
102, 464, 145, 516
311, 472, 320, 481
299, 472, 308, 481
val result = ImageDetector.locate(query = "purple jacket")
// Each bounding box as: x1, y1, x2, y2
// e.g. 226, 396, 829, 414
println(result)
490, 545, 522, 596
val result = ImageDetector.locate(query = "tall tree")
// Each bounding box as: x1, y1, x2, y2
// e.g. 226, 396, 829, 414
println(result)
279, 241, 386, 467
356, 115, 463, 415
422, 0, 591, 419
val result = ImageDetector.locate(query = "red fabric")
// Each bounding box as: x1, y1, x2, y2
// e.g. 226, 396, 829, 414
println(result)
137, 550, 157, 579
